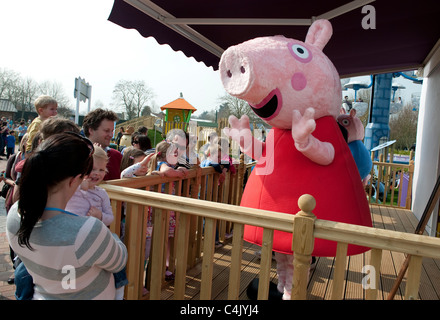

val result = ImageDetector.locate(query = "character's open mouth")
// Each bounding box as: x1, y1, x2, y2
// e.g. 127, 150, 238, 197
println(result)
249, 88, 281, 120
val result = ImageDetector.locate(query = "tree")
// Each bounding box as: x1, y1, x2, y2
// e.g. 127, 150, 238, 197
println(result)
196, 110, 216, 121
0, 68, 20, 100
389, 104, 418, 150
217, 102, 230, 119
14, 77, 39, 118
141, 105, 152, 117
93, 99, 104, 110
218, 94, 258, 121
112, 80, 155, 120
0, 68, 74, 119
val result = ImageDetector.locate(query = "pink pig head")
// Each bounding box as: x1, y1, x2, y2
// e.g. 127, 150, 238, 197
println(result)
219, 19, 341, 129
337, 108, 365, 143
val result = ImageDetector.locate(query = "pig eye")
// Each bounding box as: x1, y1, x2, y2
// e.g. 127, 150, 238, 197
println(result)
341, 119, 350, 126
288, 42, 312, 63
291, 44, 309, 59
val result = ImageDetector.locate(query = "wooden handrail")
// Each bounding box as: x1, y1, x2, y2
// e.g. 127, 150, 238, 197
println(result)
103, 184, 440, 260
102, 183, 440, 300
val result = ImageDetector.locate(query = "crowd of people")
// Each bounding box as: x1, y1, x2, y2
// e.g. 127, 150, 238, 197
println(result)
1, 94, 235, 300
0, 117, 28, 160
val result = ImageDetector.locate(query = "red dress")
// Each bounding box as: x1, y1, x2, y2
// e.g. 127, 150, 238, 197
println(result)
241, 116, 372, 257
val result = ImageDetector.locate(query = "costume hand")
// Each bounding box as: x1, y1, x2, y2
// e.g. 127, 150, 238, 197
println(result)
291, 108, 316, 148
223, 115, 253, 148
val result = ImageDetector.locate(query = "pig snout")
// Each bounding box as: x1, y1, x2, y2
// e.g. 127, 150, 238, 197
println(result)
219, 46, 253, 99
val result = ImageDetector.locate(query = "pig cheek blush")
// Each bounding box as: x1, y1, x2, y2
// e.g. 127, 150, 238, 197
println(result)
291, 72, 307, 91
249, 88, 282, 120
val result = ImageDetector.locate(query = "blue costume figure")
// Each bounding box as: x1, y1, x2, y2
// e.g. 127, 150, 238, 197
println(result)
337, 108, 372, 185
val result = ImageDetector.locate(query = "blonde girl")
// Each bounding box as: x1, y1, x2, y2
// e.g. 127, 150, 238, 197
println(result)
65, 146, 114, 226
147, 140, 187, 178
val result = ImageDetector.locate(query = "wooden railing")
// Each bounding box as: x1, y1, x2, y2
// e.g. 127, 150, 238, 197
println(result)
367, 152, 414, 209
104, 162, 247, 299
101, 183, 440, 300
102, 158, 440, 300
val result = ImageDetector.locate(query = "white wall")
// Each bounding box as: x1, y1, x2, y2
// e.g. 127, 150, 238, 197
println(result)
412, 63, 440, 236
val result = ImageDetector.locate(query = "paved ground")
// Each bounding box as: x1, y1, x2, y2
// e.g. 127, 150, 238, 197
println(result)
0, 150, 17, 300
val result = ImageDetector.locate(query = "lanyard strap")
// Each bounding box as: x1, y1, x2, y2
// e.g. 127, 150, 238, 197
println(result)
45, 207, 78, 217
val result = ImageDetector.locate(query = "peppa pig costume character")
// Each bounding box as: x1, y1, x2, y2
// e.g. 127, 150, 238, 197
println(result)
220, 19, 372, 299
337, 108, 373, 185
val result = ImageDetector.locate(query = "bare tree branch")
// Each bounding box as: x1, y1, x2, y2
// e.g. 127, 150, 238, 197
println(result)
112, 80, 155, 120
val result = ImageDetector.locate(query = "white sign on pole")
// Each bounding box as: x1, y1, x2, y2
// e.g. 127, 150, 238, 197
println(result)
74, 77, 92, 124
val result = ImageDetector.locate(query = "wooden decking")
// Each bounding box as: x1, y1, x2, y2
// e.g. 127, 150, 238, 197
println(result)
159, 204, 440, 300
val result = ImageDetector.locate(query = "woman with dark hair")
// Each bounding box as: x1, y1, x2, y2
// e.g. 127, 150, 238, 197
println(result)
6, 132, 127, 299
133, 134, 152, 152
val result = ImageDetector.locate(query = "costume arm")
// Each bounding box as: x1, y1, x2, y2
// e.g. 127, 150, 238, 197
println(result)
223, 115, 264, 160
292, 108, 334, 165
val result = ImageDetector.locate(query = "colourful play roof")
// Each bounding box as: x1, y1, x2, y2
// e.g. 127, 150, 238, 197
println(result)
160, 96, 197, 112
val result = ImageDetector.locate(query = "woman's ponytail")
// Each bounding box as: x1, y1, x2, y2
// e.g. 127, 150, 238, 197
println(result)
16, 133, 93, 250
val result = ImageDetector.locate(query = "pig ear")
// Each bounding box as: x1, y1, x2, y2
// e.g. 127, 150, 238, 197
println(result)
349, 108, 357, 117
305, 19, 333, 50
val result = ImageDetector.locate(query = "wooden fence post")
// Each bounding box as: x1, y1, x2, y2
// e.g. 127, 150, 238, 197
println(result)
237, 154, 245, 204
291, 194, 316, 300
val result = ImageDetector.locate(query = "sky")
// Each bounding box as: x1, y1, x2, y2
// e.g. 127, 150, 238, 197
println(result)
0, 0, 227, 115
0, 0, 422, 117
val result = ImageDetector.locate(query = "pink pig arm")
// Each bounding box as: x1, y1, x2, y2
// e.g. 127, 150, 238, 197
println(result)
292, 108, 335, 166
224, 115, 265, 160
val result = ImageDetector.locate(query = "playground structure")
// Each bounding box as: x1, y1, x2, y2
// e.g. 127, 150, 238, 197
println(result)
161, 93, 196, 135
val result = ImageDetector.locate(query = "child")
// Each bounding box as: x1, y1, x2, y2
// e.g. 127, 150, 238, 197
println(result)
65, 146, 114, 226
25, 95, 58, 154
217, 137, 236, 175
120, 147, 152, 243
147, 141, 188, 281
201, 140, 231, 184
17, 120, 27, 144
120, 147, 153, 178
147, 140, 187, 179
200, 139, 234, 247
6, 130, 16, 159
120, 147, 155, 295
65, 145, 127, 299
